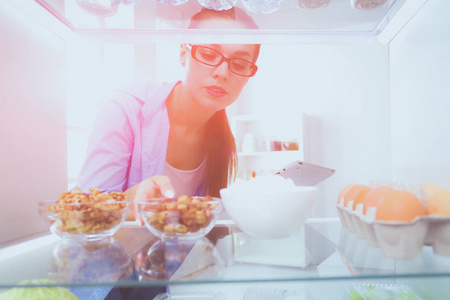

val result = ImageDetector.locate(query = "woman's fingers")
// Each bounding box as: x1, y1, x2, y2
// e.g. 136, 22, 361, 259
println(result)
134, 176, 175, 226
152, 175, 176, 198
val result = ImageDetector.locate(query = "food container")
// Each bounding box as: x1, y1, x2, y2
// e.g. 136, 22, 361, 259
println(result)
38, 189, 131, 241
48, 237, 134, 283
350, 0, 389, 11
296, 0, 331, 11
336, 199, 348, 228
342, 200, 357, 232
138, 196, 222, 240
337, 181, 450, 258
426, 216, 450, 256
373, 217, 428, 259
338, 228, 396, 272
139, 238, 224, 280
282, 140, 299, 151
338, 205, 450, 258
231, 229, 313, 268
359, 208, 378, 247
76, 0, 119, 17
197, 0, 237, 11
350, 203, 366, 239
270, 140, 283, 151
340, 209, 450, 258
241, 0, 284, 14
220, 177, 318, 239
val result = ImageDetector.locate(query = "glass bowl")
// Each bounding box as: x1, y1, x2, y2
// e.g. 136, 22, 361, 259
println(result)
138, 196, 222, 241
139, 238, 224, 281
295, 0, 331, 11
48, 237, 134, 283
76, 0, 119, 17
241, 0, 284, 14
197, 0, 237, 11
38, 190, 131, 241
350, 0, 388, 11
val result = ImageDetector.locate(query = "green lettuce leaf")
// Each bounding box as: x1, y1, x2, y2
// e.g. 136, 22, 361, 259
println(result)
0, 279, 78, 300
349, 285, 419, 300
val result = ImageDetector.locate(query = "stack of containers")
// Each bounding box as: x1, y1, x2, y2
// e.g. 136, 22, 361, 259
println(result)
336, 182, 450, 259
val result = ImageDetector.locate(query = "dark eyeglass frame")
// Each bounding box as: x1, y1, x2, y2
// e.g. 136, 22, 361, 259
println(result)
186, 44, 258, 78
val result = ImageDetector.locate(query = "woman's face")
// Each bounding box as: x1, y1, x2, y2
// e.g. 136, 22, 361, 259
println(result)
180, 20, 258, 113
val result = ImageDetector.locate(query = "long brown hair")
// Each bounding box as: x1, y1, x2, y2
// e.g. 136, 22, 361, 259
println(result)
187, 7, 260, 197
201, 110, 237, 197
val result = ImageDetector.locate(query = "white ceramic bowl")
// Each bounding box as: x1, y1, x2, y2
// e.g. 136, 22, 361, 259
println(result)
220, 185, 318, 239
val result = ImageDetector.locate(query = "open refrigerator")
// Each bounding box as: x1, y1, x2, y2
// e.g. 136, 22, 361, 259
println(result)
1, 0, 450, 299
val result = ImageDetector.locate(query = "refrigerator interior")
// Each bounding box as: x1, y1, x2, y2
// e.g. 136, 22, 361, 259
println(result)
1, 0, 449, 248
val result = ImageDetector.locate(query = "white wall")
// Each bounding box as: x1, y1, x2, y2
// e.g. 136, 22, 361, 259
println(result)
0, 2, 67, 244
247, 42, 391, 217
390, 0, 450, 186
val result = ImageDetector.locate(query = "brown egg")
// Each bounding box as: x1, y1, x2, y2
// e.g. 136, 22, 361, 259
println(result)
428, 188, 450, 216
352, 187, 372, 211
338, 183, 357, 204
376, 190, 427, 222
423, 183, 443, 202
363, 185, 394, 215
344, 184, 369, 208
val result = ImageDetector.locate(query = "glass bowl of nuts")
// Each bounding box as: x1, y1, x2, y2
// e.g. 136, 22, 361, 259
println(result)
38, 188, 131, 241
137, 195, 222, 241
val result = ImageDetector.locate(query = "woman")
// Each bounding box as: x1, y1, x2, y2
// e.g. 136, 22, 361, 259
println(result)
76, 7, 260, 224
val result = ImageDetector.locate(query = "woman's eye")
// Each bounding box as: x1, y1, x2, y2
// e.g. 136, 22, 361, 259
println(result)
231, 60, 248, 71
199, 50, 220, 62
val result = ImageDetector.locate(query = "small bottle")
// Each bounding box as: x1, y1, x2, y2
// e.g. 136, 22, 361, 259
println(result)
242, 133, 256, 153
243, 169, 254, 181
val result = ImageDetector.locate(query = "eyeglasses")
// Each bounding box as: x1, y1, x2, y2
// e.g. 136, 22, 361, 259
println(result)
187, 44, 258, 78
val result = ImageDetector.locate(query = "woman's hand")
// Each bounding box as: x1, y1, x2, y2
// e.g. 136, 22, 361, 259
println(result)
125, 175, 175, 225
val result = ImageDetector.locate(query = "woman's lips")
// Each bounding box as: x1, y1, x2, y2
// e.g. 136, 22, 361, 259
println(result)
205, 85, 227, 97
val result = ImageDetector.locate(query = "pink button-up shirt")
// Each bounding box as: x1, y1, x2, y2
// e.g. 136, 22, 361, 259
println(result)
76, 81, 179, 193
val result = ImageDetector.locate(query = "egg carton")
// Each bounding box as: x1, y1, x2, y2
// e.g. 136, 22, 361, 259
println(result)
336, 199, 450, 259
337, 228, 396, 272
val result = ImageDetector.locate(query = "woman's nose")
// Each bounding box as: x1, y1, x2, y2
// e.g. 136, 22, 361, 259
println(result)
212, 60, 230, 79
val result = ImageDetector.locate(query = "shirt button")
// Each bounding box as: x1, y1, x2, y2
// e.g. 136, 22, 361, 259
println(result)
143, 161, 150, 169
